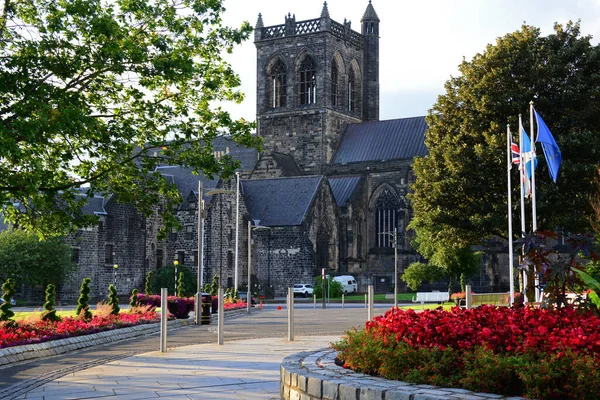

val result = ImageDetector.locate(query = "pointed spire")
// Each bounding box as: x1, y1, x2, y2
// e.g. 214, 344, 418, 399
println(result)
320, 1, 330, 18
361, 0, 380, 22
255, 13, 264, 29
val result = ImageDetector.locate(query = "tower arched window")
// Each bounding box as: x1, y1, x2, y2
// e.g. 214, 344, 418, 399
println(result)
299, 57, 316, 105
270, 59, 286, 108
348, 69, 356, 112
331, 63, 339, 106
375, 189, 402, 248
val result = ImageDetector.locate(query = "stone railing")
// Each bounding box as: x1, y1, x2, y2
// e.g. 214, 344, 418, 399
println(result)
259, 18, 364, 49
280, 348, 524, 399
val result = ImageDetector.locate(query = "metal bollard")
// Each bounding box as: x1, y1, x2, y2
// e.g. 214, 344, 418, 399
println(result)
466, 285, 472, 310
364, 293, 367, 309
314, 294, 316, 309
160, 288, 167, 353
218, 287, 224, 345
194, 292, 200, 325
287, 287, 294, 341
342, 294, 345, 309
368, 285, 374, 321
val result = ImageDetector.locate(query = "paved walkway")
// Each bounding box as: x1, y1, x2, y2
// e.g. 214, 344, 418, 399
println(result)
15, 336, 340, 400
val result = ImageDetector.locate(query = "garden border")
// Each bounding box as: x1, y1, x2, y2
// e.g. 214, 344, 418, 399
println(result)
280, 348, 525, 400
0, 308, 248, 368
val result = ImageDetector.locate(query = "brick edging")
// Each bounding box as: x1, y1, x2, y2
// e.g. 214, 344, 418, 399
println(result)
280, 349, 525, 400
0, 307, 249, 368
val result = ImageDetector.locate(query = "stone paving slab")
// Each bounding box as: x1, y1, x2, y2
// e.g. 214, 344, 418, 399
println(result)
13, 336, 339, 399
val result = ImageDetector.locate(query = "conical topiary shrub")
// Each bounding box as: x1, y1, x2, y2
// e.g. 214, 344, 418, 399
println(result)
130, 288, 139, 308
75, 278, 92, 320
145, 271, 153, 295
41, 283, 61, 322
177, 272, 185, 298
108, 284, 120, 315
0, 278, 16, 323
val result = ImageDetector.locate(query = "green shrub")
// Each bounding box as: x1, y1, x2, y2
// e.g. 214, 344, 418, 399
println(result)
130, 289, 139, 308
313, 276, 342, 298
150, 266, 195, 297
108, 284, 120, 315
145, 271, 153, 295
75, 278, 92, 320
0, 278, 16, 322
41, 283, 61, 322
176, 272, 185, 298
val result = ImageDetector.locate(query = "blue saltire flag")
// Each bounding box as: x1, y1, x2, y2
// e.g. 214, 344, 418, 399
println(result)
534, 110, 562, 183
520, 128, 537, 198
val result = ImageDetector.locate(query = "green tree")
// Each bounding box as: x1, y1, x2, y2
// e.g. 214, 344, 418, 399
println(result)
41, 283, 61, 322
401, 262, 445, 291
409, 22, 600, 253
0, 0, 259, 237
313, 276, 343, 299
107, 284, 120, 315
0, 229, 74, 287
151, 265, 195, 297
76, 278, 92, 320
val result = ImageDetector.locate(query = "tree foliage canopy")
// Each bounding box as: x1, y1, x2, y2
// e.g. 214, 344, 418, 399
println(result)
0, 0, 258, 236
409, 22, 600, 253
0, 228, 74, 286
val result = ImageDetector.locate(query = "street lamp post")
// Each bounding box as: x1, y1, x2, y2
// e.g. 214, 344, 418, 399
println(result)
113, 264, 118, 288
173, 260, 179, 295
247, 219, 269, 311
234, 172, 240, 291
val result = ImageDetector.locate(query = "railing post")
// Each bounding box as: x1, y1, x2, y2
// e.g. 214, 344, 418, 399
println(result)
160, 288, 167, 353
466, 285, 472, 310
218, 287, 224, 345
287, 287, 294, 341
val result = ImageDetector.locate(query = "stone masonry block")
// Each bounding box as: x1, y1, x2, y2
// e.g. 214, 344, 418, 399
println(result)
307, 376, 322, 398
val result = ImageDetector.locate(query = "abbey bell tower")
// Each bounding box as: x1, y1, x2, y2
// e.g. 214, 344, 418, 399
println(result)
253, 1, 380, 176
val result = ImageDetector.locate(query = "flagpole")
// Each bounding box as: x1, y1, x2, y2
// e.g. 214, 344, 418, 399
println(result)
518, 115, 527, 301
530, 101, 540, 302
507, 124, 515, 306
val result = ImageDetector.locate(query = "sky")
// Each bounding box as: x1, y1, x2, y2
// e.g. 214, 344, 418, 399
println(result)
218, 0, 600, 122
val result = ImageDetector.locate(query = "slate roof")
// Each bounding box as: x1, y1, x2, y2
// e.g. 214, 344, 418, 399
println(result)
212, 135, 258, 171
156, 166, 219, 207
242, 176, 323, 227
80, 196, 108, 215
332, 117, 428, 164
328, 176, 362, 206
271, 152, 302, 176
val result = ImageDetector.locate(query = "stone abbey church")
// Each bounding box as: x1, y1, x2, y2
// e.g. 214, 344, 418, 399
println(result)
21, 1, 509, 301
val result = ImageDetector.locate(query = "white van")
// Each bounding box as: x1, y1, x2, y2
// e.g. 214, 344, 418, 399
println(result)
333, 275, 358, 294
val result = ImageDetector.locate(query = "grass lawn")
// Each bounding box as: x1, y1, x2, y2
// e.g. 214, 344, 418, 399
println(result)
316, 293, 418, 302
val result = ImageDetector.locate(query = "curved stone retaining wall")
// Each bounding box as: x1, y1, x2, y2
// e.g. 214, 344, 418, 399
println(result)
280, 348, 524, 400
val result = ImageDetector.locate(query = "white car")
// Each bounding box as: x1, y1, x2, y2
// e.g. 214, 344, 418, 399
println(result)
293, 284, 314, 297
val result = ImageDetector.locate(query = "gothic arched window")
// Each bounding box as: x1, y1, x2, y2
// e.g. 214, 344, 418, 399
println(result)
299, 56, 316, 105
270, 59, 286, 108
331, 62, 339, 106
375, 189, 402, 248
348, 69, 356, 112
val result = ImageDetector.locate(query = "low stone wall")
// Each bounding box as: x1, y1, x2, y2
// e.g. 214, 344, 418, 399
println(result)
280, 348, 524, 400
0, 307, 249, 368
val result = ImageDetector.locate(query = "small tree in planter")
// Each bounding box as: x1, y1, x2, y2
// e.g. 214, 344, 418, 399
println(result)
41, 283, 61, 322
108, 284, 120, 315
75, 278, 92, 320
0, 278, 16, 323
145, 271, 153, 295
177, 272, 185, 297
130, 289, 139, 308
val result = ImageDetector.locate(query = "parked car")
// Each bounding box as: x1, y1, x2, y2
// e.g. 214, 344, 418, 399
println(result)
333, 275, 358, 294
238, 291, 256, 306
293, 284, 314, 297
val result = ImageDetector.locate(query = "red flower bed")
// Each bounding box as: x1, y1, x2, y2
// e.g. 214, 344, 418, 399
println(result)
0, 310, 160, 349
334, 306, 600, 399
368, 305, 600, 355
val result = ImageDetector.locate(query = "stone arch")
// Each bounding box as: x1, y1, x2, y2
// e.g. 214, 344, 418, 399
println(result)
331, 52, 345, 108
347, 59, 362, 114
295, 49, 317, 106
368, 184, 406, 249
265, 53, 288, 108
